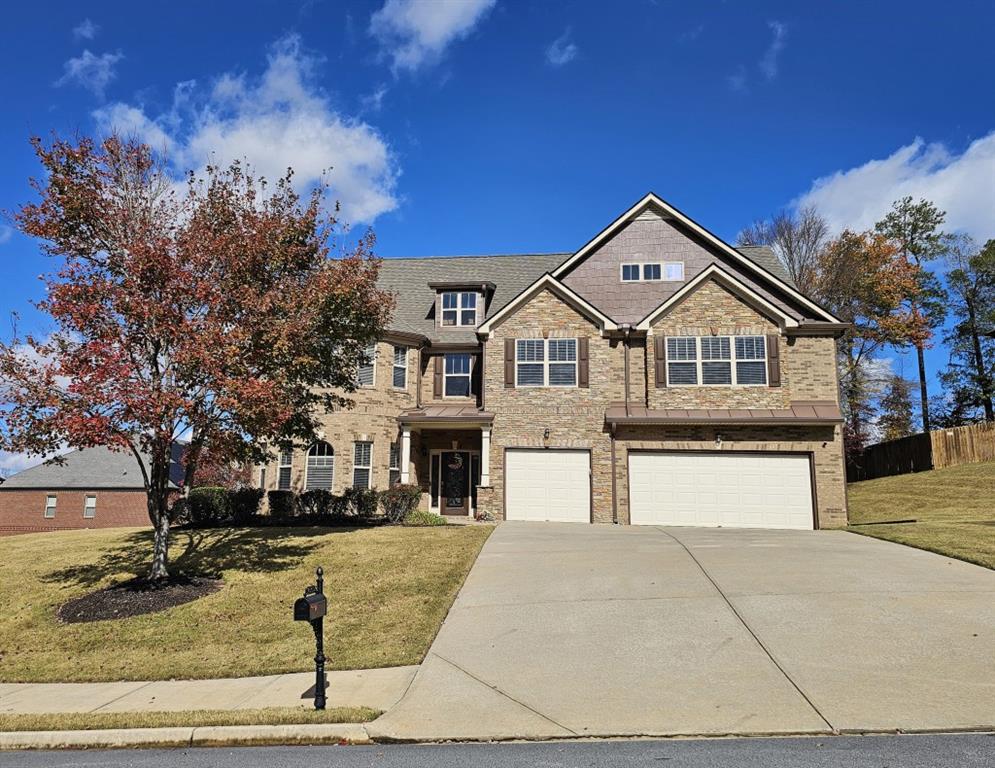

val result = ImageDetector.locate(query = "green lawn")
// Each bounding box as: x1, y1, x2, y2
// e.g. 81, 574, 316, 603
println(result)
0, 707, 379, 732
0, 524, 491, 683
847, 461, 995, 570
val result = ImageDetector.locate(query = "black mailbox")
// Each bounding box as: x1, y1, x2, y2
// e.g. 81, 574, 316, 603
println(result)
294, 592, 327, 622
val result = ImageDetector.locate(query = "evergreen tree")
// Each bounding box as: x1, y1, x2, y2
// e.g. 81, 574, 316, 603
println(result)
875, 197, 950, 433
942, 237, 995, 422
877, 375, 915, 441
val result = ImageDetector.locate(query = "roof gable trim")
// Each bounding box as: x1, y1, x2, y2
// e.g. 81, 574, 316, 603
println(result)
477, 273, 619, 335
635, 264, 800, 330
552, 192, 841, 323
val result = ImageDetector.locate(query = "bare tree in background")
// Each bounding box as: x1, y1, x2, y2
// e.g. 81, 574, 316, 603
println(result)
737, 206, 829, 295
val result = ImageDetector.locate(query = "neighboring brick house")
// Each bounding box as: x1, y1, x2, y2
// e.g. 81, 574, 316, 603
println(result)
0, 446, 182, 536
259, 193, 849, 530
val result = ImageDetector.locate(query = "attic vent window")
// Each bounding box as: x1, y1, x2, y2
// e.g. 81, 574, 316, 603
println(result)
620, 262, 684, 283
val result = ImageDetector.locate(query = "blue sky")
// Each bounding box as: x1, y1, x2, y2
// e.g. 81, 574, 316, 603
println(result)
1, 1, 994, 470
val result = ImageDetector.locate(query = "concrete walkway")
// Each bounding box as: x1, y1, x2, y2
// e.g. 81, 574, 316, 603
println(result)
369, 522, 995, 741
0, 666, 417, 715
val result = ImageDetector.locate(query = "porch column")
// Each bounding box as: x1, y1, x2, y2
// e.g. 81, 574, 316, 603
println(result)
400, 426, 412, 484
480, 427, 491, 486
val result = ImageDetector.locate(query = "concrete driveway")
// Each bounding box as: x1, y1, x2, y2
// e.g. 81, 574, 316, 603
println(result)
370, 522, 995, 741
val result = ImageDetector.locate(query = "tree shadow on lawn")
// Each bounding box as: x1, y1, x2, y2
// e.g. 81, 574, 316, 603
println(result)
41, 526, 349, 590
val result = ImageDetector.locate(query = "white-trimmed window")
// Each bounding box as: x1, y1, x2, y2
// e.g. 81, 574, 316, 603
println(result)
621, 261, 684, 282
278, 448, 293, 490
666, 335, 767, 386
83, 494, 96, 519
389, 442, 400, 486
392, 345, 407, 389
305, 441, 334, 491
352, 441, 373, 489
44, 494, 57, 519
357, 343, 376, 387
444, 353, 473, 397
516, 338, 577, 387
441, 292, 478, 326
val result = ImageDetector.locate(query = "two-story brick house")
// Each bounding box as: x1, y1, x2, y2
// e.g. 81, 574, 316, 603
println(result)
259, 193, 848, 530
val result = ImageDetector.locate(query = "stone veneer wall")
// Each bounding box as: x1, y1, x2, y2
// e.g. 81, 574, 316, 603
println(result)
258, 340, 417, 495
483, 288, 624, 523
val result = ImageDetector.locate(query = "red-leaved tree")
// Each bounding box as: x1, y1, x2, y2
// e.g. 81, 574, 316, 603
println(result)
0, 135, 392, 580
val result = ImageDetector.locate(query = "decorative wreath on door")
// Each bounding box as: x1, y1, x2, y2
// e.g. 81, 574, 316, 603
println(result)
447, 454, 464, 471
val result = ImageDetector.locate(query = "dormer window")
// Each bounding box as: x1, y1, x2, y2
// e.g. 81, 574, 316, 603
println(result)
441, 292, 478, 326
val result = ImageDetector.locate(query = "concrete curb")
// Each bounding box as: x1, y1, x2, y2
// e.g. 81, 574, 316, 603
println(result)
0, 723, 372, 750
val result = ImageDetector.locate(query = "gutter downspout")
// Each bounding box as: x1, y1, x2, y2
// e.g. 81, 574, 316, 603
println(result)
621, 324, 632, 416
610, 423, 618, 525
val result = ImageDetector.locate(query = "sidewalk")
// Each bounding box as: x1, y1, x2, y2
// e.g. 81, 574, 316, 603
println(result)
0, 666, 417, 715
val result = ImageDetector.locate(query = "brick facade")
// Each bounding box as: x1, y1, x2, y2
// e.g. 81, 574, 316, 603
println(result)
0, 489, 149, 536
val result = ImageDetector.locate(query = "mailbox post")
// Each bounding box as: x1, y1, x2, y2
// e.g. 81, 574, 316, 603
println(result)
293, 566, 327, 710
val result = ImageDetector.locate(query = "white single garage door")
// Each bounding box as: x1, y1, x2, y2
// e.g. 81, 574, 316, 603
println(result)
628, 452, 814, 530
505, 449, 591, 523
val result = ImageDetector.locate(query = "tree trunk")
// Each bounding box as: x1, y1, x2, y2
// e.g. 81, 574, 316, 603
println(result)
146, 445, 174, 582
916, 343, 931, 433
967, 300, 995, 422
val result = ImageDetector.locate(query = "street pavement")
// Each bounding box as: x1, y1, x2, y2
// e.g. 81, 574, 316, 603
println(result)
2, 734, 994, 767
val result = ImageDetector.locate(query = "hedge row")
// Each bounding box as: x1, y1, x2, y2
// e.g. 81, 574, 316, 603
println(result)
184, 484, 424, 527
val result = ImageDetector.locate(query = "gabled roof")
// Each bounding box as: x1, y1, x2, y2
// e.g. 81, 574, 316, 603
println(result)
377, 253, 568, 343
476, 273, 619, 335
552, 193, 840, 323
0, 445, 185, 490
635, 264, 800, 330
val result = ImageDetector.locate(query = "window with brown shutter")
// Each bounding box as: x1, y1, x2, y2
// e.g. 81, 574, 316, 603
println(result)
504, 338, 515, 388
578, 337, 589, 388
433, 355, 443, 398
766, 334, 781, 387
654, 336, 667, 387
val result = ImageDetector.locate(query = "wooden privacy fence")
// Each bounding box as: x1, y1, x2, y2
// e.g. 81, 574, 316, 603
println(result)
847, 421, 995, 482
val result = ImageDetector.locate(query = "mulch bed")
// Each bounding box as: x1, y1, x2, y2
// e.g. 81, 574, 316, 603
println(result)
57, 575, 223, 623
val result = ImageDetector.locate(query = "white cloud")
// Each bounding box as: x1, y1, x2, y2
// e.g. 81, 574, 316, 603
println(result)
727, 65, 748, 93
795, 132, 995, 242
361, 83, 389, 113
545, 28, 578, 67
760, 20, 787, 80
0, 226, 12, 245
55, 50, 123, 98
370, 0, 496, 74
94, 35, 399, 224
73, 18, 99, 40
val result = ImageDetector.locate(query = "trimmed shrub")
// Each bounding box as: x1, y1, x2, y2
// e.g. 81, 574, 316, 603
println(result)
344, 487, 380, 518
230, 487, 264, 523
403, 509, 447, 527
267, 490, 297, 519
188, 487, 233, 525
298, 489, 333, 518
328, 493, 349, 518
380, 484, 423, 524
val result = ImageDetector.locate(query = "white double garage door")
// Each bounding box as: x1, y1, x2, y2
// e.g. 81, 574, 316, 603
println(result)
505, 448, 814, 530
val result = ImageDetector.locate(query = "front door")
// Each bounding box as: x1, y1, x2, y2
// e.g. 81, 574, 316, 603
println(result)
441, 451, 470, 515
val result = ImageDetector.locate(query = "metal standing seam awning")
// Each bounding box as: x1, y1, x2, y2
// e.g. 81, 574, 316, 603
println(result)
397, 405, 495, 427
604, 401, 843, 427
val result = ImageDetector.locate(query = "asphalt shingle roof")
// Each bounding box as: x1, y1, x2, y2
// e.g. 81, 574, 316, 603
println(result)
377, 247, 791, 340
1, 445, 185, 490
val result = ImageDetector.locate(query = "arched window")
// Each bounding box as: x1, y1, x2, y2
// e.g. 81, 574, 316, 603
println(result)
305, 441, 334, 491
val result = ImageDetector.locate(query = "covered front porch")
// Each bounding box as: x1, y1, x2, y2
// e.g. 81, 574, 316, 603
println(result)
398, 406, 494, 518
